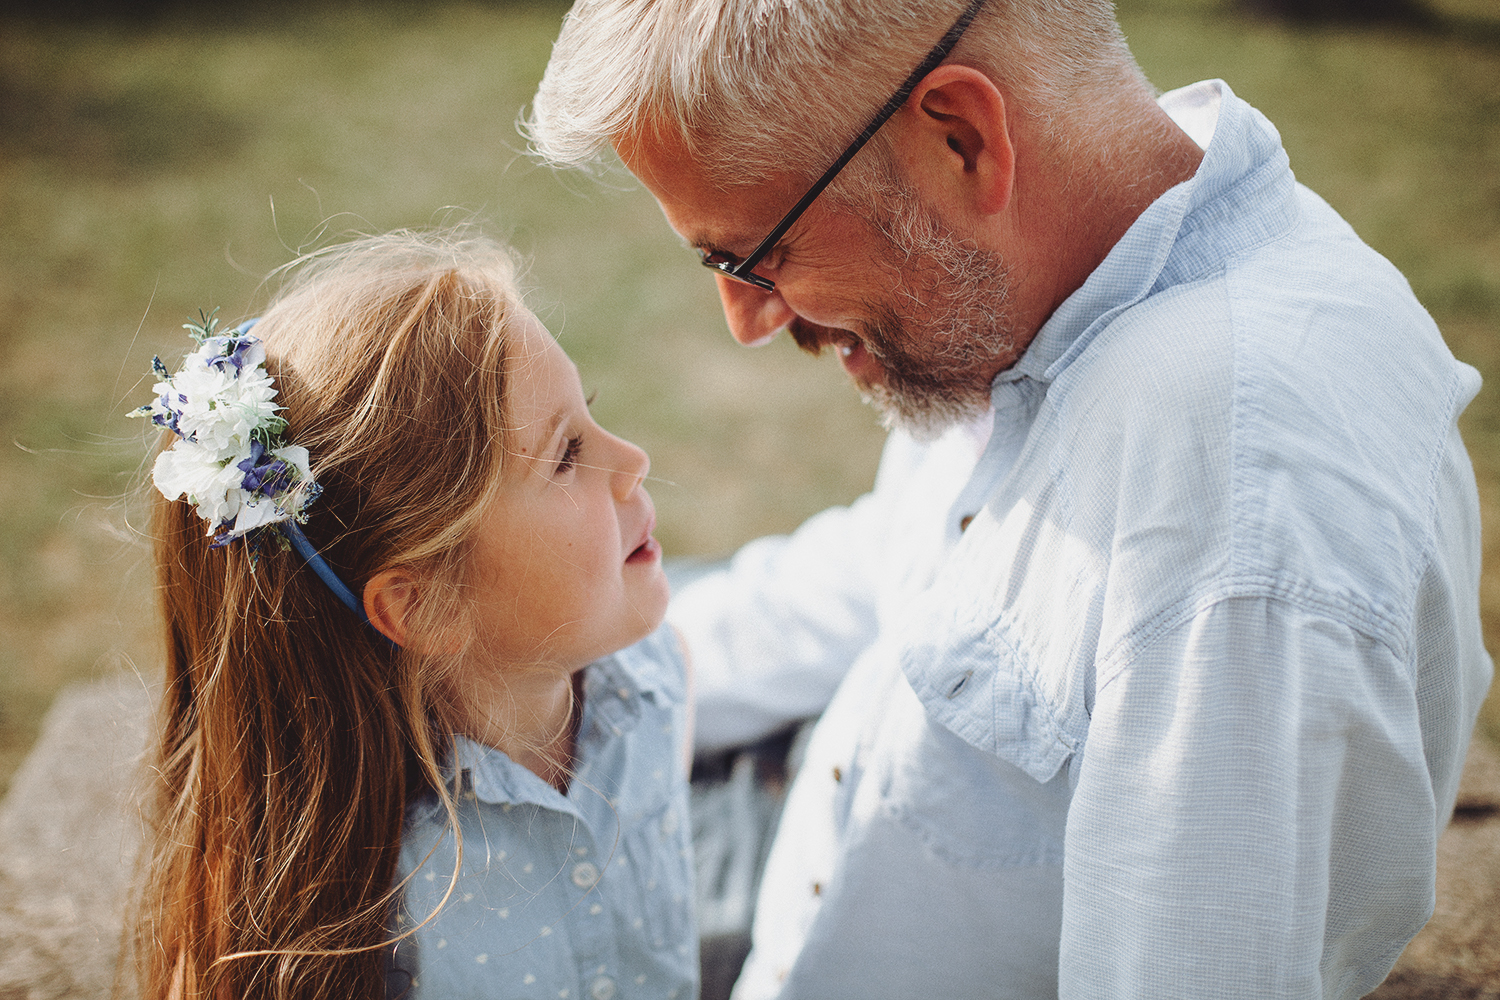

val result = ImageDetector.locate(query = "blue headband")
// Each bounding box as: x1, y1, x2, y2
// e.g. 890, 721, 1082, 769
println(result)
281, 519, 370, 626
233, 319, 377, 634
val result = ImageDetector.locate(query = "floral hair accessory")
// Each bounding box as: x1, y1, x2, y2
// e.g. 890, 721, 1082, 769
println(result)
133, 311, 379, 633
132, 310, 321, 549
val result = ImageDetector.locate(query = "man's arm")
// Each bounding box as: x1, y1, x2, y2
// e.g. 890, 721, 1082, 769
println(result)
1060, 591, 1481, 999
671, 421, 987, 753
670, 490, 892, 754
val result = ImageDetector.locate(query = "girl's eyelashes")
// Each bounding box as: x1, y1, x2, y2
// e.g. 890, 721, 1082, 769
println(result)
551, 390, 594, 476
557, 434, 584, 475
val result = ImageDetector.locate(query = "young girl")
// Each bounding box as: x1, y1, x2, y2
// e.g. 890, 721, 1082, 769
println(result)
130, 231, 697, 1000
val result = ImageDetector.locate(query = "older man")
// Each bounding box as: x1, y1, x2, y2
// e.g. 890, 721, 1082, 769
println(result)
530, 1, 1491, 997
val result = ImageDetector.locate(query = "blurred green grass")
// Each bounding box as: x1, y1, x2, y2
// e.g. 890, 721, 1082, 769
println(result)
0, 0, 1496, 794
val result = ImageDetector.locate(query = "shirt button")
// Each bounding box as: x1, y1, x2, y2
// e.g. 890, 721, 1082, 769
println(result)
959, 514, 975, 532
571, 862, 600, 889
589, 975, 617, 1000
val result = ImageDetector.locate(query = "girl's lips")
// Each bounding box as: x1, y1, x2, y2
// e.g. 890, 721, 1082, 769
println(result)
626, 535, 662, 564
626, 512, 660, 564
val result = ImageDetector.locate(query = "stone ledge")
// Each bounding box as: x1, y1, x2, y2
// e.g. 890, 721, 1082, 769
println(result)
0, 674, 152, 1000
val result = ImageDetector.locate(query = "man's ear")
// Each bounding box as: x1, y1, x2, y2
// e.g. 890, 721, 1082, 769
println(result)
899, 65, 1015, 218
364, 568, 421, 649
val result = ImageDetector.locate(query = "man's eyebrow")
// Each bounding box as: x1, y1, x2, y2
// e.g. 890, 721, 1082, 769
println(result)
685, 229, 753, 256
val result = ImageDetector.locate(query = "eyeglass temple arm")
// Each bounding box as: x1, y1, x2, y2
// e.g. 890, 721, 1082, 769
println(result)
732, 0, 989, 278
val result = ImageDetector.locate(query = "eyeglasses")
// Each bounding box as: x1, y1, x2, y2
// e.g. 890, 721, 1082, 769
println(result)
699, 0, 988, 292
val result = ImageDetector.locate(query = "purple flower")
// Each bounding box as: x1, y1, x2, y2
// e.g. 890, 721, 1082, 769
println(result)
149, 392, 184, 435
203, 335, 260, 375
236, 440, 293, 496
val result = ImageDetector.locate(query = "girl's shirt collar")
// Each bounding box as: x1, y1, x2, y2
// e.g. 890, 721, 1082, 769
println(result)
448, 631, 676, 811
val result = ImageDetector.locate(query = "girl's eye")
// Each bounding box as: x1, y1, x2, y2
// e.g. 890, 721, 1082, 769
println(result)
557, 434, 583, 475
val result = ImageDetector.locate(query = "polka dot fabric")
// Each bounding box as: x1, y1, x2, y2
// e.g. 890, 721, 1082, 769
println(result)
389, 625, 697, 999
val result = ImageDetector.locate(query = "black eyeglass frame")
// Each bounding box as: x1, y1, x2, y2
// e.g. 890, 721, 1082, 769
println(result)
700, 0, 989, 292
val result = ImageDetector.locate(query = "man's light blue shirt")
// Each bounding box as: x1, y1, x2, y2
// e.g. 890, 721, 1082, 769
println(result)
671, 81, 1490, 998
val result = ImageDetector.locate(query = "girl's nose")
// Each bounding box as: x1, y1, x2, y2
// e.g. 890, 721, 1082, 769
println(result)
716, 274, 795, 347
609, 433, 650, 501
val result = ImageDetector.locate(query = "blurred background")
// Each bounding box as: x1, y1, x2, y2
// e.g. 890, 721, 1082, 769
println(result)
1, 0, 1497, 795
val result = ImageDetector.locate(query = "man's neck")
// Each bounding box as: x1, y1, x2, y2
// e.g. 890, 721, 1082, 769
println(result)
1013, 83, 1207, 334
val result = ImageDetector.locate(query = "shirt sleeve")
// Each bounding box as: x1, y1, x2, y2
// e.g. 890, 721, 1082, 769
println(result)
668, 491, 891, 753
1059, 594, 1454, 999
668, 421, 987, 754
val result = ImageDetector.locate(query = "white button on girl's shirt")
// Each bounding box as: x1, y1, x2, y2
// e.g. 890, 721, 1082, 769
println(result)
589, 975, 617, 1000
572, 862, 600, 889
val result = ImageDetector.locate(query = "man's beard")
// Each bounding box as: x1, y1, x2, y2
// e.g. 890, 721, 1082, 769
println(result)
791, 187, 1018, 440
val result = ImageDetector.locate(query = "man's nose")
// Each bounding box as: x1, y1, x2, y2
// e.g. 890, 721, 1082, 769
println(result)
716, 274, 796, 347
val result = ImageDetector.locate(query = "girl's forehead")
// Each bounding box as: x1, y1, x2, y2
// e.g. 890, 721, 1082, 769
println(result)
506, 314, 576, 389
501, 316, 581, 455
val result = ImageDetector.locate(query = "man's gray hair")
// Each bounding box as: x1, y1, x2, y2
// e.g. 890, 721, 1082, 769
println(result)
527, 0, 1140, 188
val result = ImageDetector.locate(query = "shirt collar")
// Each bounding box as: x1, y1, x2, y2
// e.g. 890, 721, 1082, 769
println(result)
995, 79, 1300, 403
450, 644, 668, 808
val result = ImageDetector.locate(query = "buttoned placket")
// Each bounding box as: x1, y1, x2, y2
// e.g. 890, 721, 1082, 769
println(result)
453, 656, 668, 997
567, 668, 646, 996
945, 375, 1047, 545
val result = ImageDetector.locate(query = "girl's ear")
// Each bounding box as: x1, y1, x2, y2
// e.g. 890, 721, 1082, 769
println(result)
365, 567, 468, 654
364, 568, 420, 648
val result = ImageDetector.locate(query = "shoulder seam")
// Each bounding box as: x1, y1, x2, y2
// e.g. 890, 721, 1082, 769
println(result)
1096, 575, 1415, 694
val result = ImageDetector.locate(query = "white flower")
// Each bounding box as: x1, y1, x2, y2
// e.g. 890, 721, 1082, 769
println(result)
169, 357, 280, 458
152, 441, 254, 530
137, 326, 318, 544
228, 496, 288, 538
272, 444, 311, 482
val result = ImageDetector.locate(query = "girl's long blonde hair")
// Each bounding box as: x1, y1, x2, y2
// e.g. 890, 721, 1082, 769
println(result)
134, 230, 522, 1000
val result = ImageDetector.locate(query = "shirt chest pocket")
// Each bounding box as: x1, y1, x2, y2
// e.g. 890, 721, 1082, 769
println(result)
862, 671, 1072, 870
900, 603, 1090, 772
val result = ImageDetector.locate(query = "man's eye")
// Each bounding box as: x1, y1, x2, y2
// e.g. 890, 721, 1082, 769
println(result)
699, 248, 743, 268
